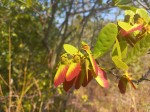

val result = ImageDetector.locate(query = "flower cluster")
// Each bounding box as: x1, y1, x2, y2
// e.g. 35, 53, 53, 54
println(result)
54, 42, 108, 92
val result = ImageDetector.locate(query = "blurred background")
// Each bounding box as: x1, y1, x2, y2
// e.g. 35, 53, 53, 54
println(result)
0, 0, 150, 112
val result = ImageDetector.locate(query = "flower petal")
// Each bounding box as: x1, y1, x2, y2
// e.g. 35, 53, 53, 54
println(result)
54, 64, 68, 87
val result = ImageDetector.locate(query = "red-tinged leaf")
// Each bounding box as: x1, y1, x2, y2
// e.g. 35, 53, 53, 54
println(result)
66, 63, 81, 81
54, 65, 69, 87
95, 68, 108, 88
82, 70, 93, 87
120, 24, 143, 36
118, 76, 128, 94
63, 78, 76, 92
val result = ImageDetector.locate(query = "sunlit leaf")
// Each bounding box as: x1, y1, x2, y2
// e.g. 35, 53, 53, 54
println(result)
112, 56, 128, 71
124, 10, 135, 23
112, 40, 128, 59
117, 5, 137, 12
93, 23, 118, 58
63, 44, 83, 56
120, 41, 128, 59
115, 0, 132, 5
125, 34, 150, 63
118, 21, 132, 31
115, 38, 122, 59
26, 0, 32, 8
125, 10, 135, 17
136, 8, 150, 23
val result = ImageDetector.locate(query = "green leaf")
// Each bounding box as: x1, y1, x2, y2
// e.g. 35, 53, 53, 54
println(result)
116, 38, 122, 59
118, 21, 132, 31
117, 5, 137, 12
26, 0, 32, 8
136, 8, 150, 23
120, 41, 128, 59
63, 44, 83, 56
2, 0, 9, 6
112, 38, 122, 59
112, 40, 128, 60
125, 10, 135, 16
112, 56, 129, 71
124, 10, 135, 23
125, 34, 150, 63
115, 0, 132, 5
93, 23, 118, 58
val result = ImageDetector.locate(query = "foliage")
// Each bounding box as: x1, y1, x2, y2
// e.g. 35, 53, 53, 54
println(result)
0, 0, 150, 112
55, 7, 150, 94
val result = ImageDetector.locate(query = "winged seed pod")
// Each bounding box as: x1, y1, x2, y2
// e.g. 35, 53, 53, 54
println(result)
81, 41, 108, 88
81, 41, 98, 76
118, 71, 136, 94
54, 54, 69, 87
66, 54, 81, 81
63, 54, 82, 92
55, 42, 109, 92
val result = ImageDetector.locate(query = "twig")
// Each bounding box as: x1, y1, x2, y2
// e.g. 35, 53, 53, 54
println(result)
8, 24, 12, 112
42, 0, 59, 52
132, 68, 150, 84
107, 68, 121, 79
108, 68, 150, 84
136, 0, 149, 10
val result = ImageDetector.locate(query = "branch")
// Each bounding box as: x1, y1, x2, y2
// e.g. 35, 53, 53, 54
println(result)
42, 0, 58, 52
143, 0, 150, 9
56, 0, 74, 61
77, 0, 98, 45
108, 68, 150, 84
70, 6, 113, 15
136, 0, 149, 10
132, 68, 150, 84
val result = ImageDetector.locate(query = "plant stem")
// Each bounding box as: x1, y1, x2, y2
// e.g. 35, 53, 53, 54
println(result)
8, 25, 12, 112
